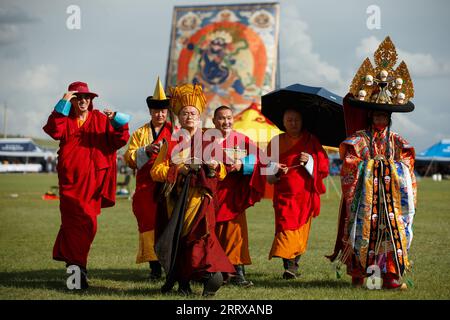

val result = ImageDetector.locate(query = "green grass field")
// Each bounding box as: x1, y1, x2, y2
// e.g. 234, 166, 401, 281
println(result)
0, 173, 449, 300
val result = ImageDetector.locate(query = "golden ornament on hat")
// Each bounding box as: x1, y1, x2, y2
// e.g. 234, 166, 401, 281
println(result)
169, 83, 207, 115
349, 36, 414, 107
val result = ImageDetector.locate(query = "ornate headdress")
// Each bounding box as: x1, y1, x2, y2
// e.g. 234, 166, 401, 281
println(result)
347, 36, 414, 113
169, 83, 207, 115
146, 76, 170, 109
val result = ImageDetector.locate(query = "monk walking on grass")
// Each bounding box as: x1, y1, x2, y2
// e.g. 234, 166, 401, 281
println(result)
212, 105, 265, 287
124, 77, 173, 281
43, 81, 130, 289
266, 109, 329, 279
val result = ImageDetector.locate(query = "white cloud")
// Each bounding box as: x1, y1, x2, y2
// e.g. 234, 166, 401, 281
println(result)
391, 111, 450, 151
356, 36, 450, 77
19, 64, 59, 92
392, 113, 427, 138
0, 24, 20, 45
279, 4, 346, 94
355, 36, 379, 59
0, 4, 38, 24
0, 4, 38, 47
0, 63, 61, 138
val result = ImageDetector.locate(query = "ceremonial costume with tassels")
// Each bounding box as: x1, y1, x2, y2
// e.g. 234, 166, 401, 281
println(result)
150, 84, 234, 295
327, 37, 417, 289
124, 78, 173, 277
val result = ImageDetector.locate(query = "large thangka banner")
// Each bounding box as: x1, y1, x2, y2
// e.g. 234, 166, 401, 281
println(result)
166, 2, 280, 127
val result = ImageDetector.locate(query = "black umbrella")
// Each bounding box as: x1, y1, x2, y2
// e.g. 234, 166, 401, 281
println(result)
261, 83, 346, 147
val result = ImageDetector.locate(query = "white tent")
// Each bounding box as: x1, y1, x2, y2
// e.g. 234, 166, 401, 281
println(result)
0, 138, 55, 172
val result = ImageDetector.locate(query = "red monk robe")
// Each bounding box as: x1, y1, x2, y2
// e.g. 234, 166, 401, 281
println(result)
215, 131, 265, 267
43, 108, 129, 268
151, 130, 235, 287
267, 131, 328, 268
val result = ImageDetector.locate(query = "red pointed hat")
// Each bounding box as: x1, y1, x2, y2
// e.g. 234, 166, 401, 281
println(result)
68, 81, 98, 99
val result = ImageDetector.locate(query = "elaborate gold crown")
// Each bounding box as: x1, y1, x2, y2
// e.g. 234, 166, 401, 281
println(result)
349, 36, 414, 105
169, 83, 207, 115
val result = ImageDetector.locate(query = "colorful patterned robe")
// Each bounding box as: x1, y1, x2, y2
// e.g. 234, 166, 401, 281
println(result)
329, 128, 417, 278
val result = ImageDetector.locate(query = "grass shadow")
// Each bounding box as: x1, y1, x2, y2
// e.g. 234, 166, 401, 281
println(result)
0, 269, 168, 297
0, 268, 351, 299
235, 271, 351, 290
254, 278, 351, 290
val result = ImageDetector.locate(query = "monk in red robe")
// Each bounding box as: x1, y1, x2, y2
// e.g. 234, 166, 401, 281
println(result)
43, 81, 130, 289
124, 78, 173, 280
212, 105, 265, 287
266, 109, 328, 279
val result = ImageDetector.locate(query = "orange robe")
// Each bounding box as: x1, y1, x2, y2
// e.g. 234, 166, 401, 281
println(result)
214, 131, 264, 265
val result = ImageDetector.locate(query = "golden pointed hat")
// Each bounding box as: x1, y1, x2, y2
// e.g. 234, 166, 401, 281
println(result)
169, 83, 207, 115
346, 36, 415, 113
146, 76, 170, 109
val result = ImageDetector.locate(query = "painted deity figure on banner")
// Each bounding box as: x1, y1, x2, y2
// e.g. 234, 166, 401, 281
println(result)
167, 4, 280, 125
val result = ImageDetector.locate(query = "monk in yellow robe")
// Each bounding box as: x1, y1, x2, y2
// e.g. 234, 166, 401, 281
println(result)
124, 78, 173, 280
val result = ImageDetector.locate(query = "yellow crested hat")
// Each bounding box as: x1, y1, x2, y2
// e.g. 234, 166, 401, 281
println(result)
169, 83, 207, 115
146, 76, 170, 109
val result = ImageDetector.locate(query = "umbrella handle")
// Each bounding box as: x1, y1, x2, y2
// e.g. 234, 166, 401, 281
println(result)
287, 164, 304, 170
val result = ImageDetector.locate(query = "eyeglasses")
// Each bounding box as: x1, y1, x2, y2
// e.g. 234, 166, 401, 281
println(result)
179, 111, 199, 118
74, 94, 91, 100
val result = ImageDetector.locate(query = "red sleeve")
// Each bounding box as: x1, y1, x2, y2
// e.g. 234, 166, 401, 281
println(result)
106, 119, 130, 151
43, 111, 68, 141
312, 136, 329, 195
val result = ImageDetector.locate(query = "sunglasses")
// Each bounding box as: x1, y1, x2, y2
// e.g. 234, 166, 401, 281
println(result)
74, 94, 92, 100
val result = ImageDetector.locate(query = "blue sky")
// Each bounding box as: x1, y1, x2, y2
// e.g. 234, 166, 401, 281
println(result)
0, 0, 449, 151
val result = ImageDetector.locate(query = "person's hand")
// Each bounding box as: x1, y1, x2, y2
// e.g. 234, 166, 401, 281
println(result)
277, 163, 288, 175
207, 160, 219, 171
299, 152, 310, 166
103, 108, 116, 120
62, 91, 77, 101
178, 164, 190, 176
145, 142, 161, 155
230, 159, 242, 172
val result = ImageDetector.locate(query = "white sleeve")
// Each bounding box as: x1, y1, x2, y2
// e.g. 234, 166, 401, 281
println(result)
136, 147, 150, 170
266, 161, 279, 176
304, 154, 314, 177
